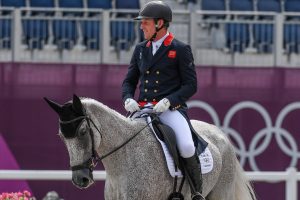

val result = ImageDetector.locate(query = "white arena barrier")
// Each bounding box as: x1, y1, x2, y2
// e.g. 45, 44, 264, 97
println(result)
0, 168, 299, 200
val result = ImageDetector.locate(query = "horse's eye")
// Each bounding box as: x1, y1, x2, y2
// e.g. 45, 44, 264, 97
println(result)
78, 127, 87, 137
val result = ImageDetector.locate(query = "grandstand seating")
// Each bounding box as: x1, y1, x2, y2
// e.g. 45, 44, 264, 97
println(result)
252, 0, 281, 53
284, 24, 300, 54
23, 19, 49, 49
115, 0, 140, 9
201, 0, 226, 18
285, 0, 300, 12
257, 0, 281, 13
226, 23, 250, 52
53, 20, 77, 50
284, 0, 300, 53
226, 0, 253, 52
30, 0, 55, 15
82, 0, 112, 50
112, 0, 139, 51
0, 0, 26, 15
30, 0, 54, 8
24, 0, 54, 49
0, 19, 11, 49
53, 1, 83, 49
0, 0, 15, 49
1, 0, 300, 59
82, 20, 100, 50
59, 0, 84, 16
253, 24, 273, 53
59, 0, 83, 9
87, 0, 112, 9
111, 21, 136, 51
202, 0, 226, 11
0, 0, 26, 7
230, 0, 254, 11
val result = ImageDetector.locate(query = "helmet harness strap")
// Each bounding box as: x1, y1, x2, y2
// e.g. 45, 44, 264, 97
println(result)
150, 19, 165, 41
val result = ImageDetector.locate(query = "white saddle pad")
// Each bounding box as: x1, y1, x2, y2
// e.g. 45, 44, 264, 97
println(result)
147, 116, 214, 177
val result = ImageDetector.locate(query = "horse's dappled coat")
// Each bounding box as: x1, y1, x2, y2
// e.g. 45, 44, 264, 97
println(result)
45, 96, 256, 200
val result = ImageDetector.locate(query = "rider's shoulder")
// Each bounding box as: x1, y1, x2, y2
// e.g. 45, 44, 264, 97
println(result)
172, 38, 190, 49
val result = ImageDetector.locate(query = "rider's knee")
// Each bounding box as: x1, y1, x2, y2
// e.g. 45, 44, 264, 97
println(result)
179, 143, 196, 158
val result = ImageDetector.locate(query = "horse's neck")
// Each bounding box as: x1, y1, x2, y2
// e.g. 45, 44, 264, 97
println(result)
84, 101, 137, 161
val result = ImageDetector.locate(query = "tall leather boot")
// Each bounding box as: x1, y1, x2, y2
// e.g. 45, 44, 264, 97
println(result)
182, 154, 205, 200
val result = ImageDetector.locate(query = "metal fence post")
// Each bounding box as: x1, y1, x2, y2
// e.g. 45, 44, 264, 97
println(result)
101, 10, 110, 64
286, 167, 297, 200
189, 12, 197, 56
12, 9, 22, 62
274, 14, 284, 67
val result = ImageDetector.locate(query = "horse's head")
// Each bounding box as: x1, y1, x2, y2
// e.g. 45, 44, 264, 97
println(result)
45, 94, 100, 189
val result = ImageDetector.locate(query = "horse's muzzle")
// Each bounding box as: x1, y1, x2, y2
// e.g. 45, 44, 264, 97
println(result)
72, 168, 95, 189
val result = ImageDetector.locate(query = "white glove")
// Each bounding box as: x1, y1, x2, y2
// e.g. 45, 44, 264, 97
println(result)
124, 98, 140, 113
153, 98, 170, 113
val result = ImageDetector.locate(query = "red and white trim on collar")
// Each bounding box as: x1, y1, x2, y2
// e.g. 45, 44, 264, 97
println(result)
146, 32, 174, 48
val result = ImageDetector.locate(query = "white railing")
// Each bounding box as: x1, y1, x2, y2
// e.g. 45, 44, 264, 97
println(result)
247, 168, 299, 200
0, 168, 299, 200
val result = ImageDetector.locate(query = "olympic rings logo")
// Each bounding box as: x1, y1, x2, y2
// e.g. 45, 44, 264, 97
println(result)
187, 100, 300, 171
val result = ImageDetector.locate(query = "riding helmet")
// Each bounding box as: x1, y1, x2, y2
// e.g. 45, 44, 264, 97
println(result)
134, 1, 172, 22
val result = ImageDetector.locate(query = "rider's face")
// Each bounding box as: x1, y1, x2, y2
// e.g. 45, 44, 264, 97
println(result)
140, 19, 156, 40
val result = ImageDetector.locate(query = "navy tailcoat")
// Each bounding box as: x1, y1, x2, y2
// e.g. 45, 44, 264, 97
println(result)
122, 33, 197, 111
122, 33, 207, 153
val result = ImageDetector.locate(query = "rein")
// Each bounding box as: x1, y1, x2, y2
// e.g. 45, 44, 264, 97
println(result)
99, 116, 156, 160
60, 111, 158, 171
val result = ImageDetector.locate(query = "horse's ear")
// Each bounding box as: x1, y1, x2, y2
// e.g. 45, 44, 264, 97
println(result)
44, 97, 63, 115
72, 94, 84, 115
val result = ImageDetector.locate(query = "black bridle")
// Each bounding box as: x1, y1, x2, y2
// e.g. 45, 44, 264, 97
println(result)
59, 112, 157, 172
59, 115, 101, 172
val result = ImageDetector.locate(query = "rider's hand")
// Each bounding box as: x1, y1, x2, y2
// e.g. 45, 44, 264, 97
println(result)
153, 98, 170, 113
124, 98, 140, 113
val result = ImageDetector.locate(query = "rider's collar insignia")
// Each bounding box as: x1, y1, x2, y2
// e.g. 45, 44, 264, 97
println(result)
163, 32, 174, 46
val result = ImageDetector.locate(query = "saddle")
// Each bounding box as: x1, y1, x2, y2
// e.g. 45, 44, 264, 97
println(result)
149, 114, 208, 200
131, 111, 211, 199
149, 113, 208, 164
150, 115, 183, 171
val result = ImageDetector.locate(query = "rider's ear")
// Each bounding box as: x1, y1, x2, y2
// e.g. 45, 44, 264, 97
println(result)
72, 94, 84, 115
44, 97, 64, 115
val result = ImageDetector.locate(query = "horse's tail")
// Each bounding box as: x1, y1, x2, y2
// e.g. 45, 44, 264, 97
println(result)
234, 159, 257, 200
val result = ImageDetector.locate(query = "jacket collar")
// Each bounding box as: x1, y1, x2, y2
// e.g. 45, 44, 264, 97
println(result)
163, 32, 174, 46
146, 32, 174, 47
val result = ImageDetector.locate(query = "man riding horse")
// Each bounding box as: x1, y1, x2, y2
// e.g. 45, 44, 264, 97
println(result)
121, 1, 205, 199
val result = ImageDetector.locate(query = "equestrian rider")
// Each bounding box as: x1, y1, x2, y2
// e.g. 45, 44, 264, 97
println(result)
121, 1, 205, 200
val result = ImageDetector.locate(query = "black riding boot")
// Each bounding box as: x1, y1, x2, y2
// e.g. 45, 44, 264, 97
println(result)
183, 154, 205, 200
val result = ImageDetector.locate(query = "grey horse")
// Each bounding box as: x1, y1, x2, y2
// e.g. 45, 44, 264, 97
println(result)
45, 95, 256, 200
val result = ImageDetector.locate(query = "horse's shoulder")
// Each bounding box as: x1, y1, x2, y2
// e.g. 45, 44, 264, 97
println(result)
127, 118, 147, 127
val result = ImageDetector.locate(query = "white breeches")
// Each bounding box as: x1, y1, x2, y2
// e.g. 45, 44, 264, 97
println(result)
159, 109, 195, 158
133, 105, 195, 158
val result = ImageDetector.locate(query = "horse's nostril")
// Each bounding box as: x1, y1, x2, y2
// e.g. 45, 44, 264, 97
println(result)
82, 177, 90, 186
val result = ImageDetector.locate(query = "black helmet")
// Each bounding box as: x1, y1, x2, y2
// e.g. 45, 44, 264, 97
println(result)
135, 1, 172, 22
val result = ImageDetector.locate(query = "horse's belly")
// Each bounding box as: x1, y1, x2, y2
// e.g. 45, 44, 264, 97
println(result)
104, 176, 190, 200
